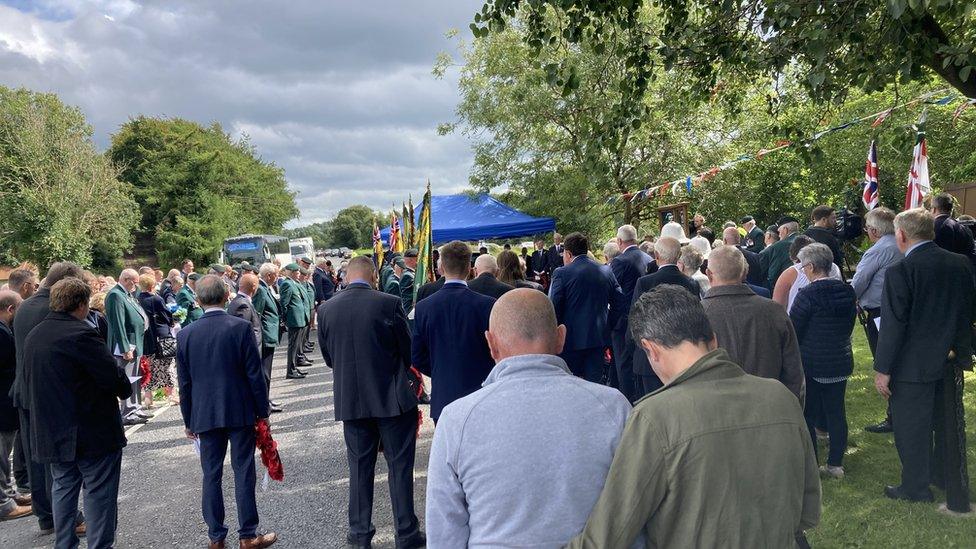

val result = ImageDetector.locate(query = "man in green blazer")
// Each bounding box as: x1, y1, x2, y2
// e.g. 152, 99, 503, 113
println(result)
279, 264, 310, 379
176, 273, 203, 326
759, 216, 800, 290
252, 263, 283, 412
298, 262, 316, 359
104, 269, 149, 424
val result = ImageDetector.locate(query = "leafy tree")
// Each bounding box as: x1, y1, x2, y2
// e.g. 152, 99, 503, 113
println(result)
330, 205, 383, 249
0, 87, 137, 268
438, 16, 734, 234
284, 221, 333, 248
108, 117, 298, 267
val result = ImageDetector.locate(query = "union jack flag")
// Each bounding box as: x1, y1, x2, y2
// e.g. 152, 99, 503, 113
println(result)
862, 140, 879, 210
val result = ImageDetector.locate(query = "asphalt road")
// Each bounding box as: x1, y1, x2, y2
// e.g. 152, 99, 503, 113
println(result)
0, 343, 435, 548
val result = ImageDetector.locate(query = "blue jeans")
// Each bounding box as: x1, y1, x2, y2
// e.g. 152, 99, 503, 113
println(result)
50, 450, 122, 549
198, 426, 259, 543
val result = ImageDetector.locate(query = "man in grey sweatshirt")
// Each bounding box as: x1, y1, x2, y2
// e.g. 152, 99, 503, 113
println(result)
425, 289, 632, 548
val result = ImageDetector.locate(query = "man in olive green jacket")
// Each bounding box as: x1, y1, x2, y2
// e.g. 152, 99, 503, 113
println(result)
569, 286, 820, 549
279, 264, 310, 379
176, 273, 203, 326
104, 269, 149, 423
252, 263, 282, 412
759, 216, 800, 290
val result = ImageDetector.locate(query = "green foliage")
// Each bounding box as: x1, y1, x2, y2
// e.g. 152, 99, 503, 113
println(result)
109, 117, 298, 267
0, 86, 137, 268
329, 205, 383, 249
284, 221, 333, 248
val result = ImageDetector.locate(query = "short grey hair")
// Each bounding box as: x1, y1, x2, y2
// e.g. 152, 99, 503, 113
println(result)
679, 245, 703, 274
474, 253, 498, 274
616, 224, 638, 242
195, 274, 229, 307
629, 285, 713, 348
42, 262, 84, 288
707, 245, 747, 282
654, 237, 681, 265
865, 207, 896, 236
258, 262, 278, 278
603, 241, 620, 261
894, 208, 936, 241
797, 243, 834, 277
315, 257, 327, 267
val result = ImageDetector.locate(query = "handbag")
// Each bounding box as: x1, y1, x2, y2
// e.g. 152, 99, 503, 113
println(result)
157, 336, 177, 358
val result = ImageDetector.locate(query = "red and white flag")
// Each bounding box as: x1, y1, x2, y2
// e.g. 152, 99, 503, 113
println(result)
862, 140, 879, 209
904, 134, 929, 210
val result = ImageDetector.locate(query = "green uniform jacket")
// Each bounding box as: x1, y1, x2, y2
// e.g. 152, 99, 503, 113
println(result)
251, 281, 281, 347
399, 268, 415, 314
759, 231, 797, 290
568, 349, 820, 549
302, 281, 315, 316
383, 273, 401, 296
278, 277, 309, 328
104, 284, 146, 357
176, 285, 203, 327
379, 265, 394, 294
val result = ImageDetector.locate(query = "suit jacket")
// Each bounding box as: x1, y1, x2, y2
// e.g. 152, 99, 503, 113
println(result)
25, 312, 131, 463
745, 226, 766, 254
874, 241, 975, 382
412, 283, 495, 421
416, 277, 446, 303
760, 232, 798, 289
104, 284, 147, 357
10, 287, 53, 409
609, 245, 654, 331
737, 246, 764, 286
176, 310, 269, 433
86, 310, 109, 342
0, 321, 17, 431
278, 277, 309, 328
176, 285, 203, 326
250, 280, 281, 348
400, 268, 416, 314
529, 250, 547, 275
545, 245, 563, 274
631, 265, 702, 376
313, 267, 336, 304
302, 281, 315, 315
934, 214, 976, 266
468, 273, 514, 300
316, 284, 418, 421
549, 256, 626, 352
227, 294, 262, 348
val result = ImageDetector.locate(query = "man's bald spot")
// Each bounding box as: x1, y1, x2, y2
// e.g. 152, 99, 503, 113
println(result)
722, 226, 741, 245
489, 288, 557, 344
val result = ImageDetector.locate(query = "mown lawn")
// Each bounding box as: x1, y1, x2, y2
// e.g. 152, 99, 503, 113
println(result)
806, 328, 976, 548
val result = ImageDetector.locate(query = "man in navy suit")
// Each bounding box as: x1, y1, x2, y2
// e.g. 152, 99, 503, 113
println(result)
549, 232, 626, 382
413, 241, 496, 422
176, 276, 275, 549
609, 224, 653, 401
630, 236, 702, 398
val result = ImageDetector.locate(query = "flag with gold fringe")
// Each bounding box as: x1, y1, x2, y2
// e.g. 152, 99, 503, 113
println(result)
372, 220, 384, 270
389, 211, 405, 254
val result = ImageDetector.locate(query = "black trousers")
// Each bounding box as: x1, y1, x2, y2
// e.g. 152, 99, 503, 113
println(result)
198, 427, 259, 543
260, 346, 275, 396
636, 374, 664, 399
19, 408, 54, 529
891, 379, 943, 496
610, 329, 637, 402
560, 348, 604, 383
342, 410, 421, 546
863, 308, 891, 423
804, 378, 848, 467
286, 326, 304, 374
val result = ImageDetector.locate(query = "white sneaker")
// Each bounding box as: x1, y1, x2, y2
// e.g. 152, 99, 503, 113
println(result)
820, 465, 845, 479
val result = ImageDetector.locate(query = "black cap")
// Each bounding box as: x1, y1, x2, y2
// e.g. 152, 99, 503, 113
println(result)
404, 248, 418, 258
766, 224, 779, 233
395, 257, 407, 268
187, 273, 201, 281
241, 264, 259, 274
740, 216, 754, 224
776, 215, 799, 226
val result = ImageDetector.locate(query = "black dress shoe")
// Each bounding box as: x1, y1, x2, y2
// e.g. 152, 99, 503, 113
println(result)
285, 372, 306, 380
298, 359, 313, 367
397, 531, 426, 549
865, 419, 893, 433
122, 416, 148, 426
884, 485, 934, 502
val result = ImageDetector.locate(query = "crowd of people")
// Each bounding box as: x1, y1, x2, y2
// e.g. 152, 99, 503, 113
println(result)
0, 193, 973, 548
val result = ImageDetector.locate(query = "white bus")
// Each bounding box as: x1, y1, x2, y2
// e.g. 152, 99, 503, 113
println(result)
220, 234, 292, 267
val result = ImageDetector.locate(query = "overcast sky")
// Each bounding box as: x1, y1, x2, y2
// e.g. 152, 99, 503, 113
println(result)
0, 0, 482, 226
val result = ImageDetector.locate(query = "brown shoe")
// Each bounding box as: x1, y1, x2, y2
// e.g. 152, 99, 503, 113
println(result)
13, 494, 31, 506
1, 504, 32, 521
239, 532, 277, 549
75, 521, 86, 537
208, 540, 226, 549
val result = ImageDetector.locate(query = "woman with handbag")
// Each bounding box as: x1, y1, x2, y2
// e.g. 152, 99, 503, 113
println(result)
137, 274, 179, 407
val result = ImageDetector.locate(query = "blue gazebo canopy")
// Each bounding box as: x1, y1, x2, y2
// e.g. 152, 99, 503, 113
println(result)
380, 193, 555, 244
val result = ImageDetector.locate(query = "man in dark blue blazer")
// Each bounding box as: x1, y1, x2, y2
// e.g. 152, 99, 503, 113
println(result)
609, 225, 653, 402
176, 275, 275, 549
413, 241, 496, 422
630, 237, 702, 398
549, 232, 626, 382
312, 259, 336, 306
317, 257, 424, 549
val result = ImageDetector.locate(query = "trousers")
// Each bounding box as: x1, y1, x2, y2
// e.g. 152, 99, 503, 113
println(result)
50, 450, 122, 549
610, 329, 637, 402
891, 379, 942, 496
0, 429, 29, 499
286, 326, 305, 374
261, 346, 275, 397
117, 356, 143, 418
19, 408, 54, 528
804, 378, 848, 466
198, 426, 259, 542
343, 410, 421, 547
560, 347, 604, 384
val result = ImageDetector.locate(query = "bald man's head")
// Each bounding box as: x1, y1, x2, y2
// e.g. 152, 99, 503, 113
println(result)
485, 288, 565, 361
722, 226, 741, 245
238, 273, 259, 296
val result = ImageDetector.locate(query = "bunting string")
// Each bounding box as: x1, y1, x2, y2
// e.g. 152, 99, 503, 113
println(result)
607, 88, 967, 205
